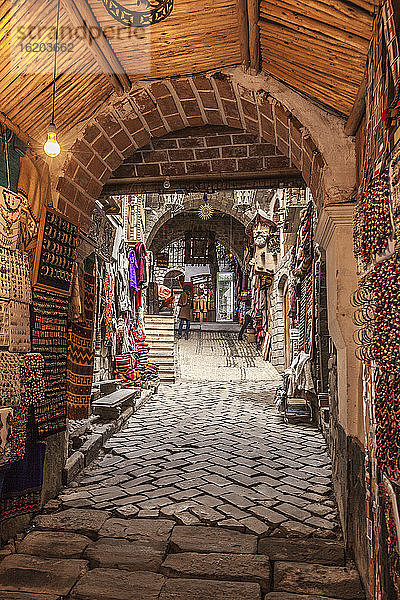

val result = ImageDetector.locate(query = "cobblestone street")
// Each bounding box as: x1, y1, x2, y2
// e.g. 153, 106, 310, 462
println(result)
176, 331, 280, 381
60, 333, 340, 538
0, 333, 365, 599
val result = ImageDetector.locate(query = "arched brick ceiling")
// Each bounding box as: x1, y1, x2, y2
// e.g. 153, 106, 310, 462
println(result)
148, 210, 246, 264
57, 74, 325, 232
0, 0, 374, 144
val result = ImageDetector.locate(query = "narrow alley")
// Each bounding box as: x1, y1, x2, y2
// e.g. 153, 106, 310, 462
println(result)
1, 0, 400, 597
0, 333, 366, 600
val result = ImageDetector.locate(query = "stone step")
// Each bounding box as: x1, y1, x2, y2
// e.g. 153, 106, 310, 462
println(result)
169, 525, 257, 555
274, 562, 365, 599
17, 531, 91, 560
159, 578, 262, 600
92, 388, 141, 419
0, 554, 88, 597
84, 537, 167, 572
160, 552, 271, 593
70, 568, 164, 600
265, 595, 346, 600
258, 538, 345, 566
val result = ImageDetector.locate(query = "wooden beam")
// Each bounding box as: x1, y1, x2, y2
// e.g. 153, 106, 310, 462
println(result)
236, 0, 250, 69
247, 0, 260, 72
0, 112, 39, 148
344, 72, 366, 135
61, 0, 131, 95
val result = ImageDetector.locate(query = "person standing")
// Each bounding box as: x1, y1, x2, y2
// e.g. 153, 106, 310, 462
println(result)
177, 286, 193, 340
238, 303, 253, 341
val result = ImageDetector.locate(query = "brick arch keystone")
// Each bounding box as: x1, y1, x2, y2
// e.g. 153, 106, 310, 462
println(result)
57, 73, 326, 232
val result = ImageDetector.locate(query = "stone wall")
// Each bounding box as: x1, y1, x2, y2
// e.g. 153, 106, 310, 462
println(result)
269, 253, 292, 372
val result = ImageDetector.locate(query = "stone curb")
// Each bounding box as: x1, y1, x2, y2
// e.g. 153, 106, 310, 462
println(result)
62, 386, 158, 486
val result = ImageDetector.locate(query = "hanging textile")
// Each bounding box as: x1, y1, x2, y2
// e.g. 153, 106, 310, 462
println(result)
0, 442, 46, 522
0, 130, 25, 193
66, 272, 96, 419
104, 269, 114, 343
128, 250, 138, 290
31, 290, 68, 439
135, 242, 147, 286
0, 187, 26, 250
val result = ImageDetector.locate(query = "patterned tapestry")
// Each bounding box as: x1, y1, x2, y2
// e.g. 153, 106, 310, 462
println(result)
67, 272, 96, 419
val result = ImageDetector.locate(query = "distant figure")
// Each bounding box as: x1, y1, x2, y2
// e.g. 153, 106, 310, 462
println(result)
177, 286, 193, 340
238, 303, 253, 341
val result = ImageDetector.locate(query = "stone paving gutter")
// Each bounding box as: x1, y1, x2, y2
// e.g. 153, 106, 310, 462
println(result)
63, 387, 156, 486
0, 508, 365, 599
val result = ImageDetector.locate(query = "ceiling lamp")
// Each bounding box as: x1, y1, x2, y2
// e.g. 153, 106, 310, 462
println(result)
198, 193, 214, 220
102, 0, 174, 27
44, 0, 61, 158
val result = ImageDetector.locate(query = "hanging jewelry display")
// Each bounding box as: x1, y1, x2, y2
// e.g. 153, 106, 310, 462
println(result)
354, 171, 393, 267
32, 206, 79, 296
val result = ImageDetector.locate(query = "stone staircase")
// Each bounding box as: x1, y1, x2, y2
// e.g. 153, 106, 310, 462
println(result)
144, 313, 176, 383
3, 509, 366, 600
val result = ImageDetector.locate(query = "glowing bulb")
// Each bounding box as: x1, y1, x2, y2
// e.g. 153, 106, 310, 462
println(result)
44, 124, 60, 157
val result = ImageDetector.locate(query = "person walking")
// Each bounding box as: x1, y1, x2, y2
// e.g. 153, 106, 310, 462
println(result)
238, 303, 253, 341
177, 285, 193, 340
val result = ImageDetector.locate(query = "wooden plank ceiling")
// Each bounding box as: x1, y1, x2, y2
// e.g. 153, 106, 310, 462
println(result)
0, 0, 374, 145
259, 0, 374, 115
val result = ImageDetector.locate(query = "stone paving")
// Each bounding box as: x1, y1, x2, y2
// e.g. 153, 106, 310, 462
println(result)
0, 333, 366, 599
0, 509, 365, 599
59, 379, 340, 538
176, 331, 280, 381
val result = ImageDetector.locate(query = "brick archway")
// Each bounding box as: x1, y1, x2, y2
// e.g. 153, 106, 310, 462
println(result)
148, 210, 246, 266
57, 72, 326, 232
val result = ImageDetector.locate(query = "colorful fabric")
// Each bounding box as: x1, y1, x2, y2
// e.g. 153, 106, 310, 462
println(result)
135, 242, 147, 284
115, 353, 139, 385
128, 250, 138, 290
104, 270, 114, 343
67, 273, 96, 419
0, 442, 46, 522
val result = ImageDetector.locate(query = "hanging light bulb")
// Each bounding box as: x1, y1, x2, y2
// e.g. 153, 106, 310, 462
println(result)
44, 123, 60, 157
44, 0, 61, 158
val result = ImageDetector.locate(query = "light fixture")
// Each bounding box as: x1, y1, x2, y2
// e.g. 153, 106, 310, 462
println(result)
44, 123, 60, 158
198, 192, 214, 220
44, 0, 61, 158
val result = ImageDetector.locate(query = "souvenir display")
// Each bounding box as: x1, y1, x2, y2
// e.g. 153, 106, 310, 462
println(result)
31, 290, 68, 439
0, 301, 9, 346
66, 272, 96, 419
20, 353, 45, 408
8, 301, 31, 352
354, 172, 393, 266
0, 248, 32, 303
104, 269, 114, 343
0, 352, 21, 407
32, 206, 78, 296
0, 187, 25, 250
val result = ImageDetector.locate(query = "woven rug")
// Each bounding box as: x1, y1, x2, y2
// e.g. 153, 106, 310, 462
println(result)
67, 273, 95, 419
0, 442, 46, 522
